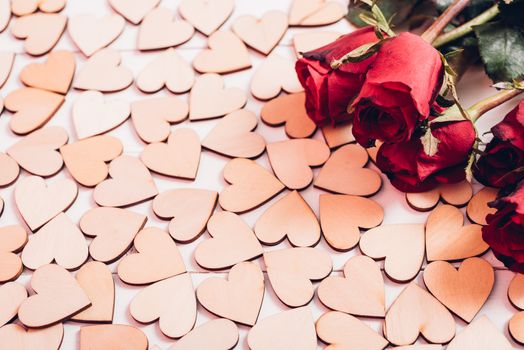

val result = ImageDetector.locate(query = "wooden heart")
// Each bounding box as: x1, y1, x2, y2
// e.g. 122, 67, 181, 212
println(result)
0, 225, 26, 283
12, 13, 66, 56
11, 0, 65, 16
197, 262, 264, 326
247, 306, 316, 350
423, 258, 494, 322
189, 73, 246, 121
315, 143, 382, 196
232, 11, 288, 55
68, 14, 125, 57
261, 92, 316, 138
448, 316, 512, 349
73, 49, 133, 92
130, 273, 196, 339
93, 155, 158, 207
288, 0, 345, 26
219, 158, 284, 213
141, 128, 201, 180
360, 224, 425, 282
80, 324, 148, 350
406, 180, 473, 211
80, 207, 147, 263
168, 318, 238, 350
195, 211, 263, 270
292, 31, 341, 56
318, 255, 385, 317
202, 109, 266, 159
138, 8, 194, 50
255, 190, 320, 247
0, 323, 63, 350
131, 96, 189, 143
319, 194, 383, 251
0, 52, 15, 88
264, 247, 332, 307
316, 311, 388, 349
60, 135, 123, 187
0, 282, 27, 327
384, 283, 455, 346
15, 176, 77, 231
153, 188, 217, 243
0, 153, 20, 186
4, 87, 64, 135
71, 261, 114, 323
109, 0, 160, 24
193, 30, 251, 74
18, 264, 90, 327
321, 122, 355, 149
391, 346, 443, 350
21, 213, 88, 270
510, 312, 524, 345
509, 273, 524, 310
426, 204, 489, 261
20, 50, 75, 94
136, 48, 194, 93
0, 0, 8, 32
178, 0, 234, 36
267, 138, 330, 190
467, 187, 498, 225
73, 90, 130, 140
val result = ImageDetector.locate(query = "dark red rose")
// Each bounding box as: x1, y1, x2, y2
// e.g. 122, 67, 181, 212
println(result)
295, 27, 380, 126
351, 32, 444, 147
483, 180, 524, 272
474, 100, 524, 187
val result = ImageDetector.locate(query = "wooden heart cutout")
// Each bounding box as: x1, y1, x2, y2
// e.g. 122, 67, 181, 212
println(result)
18, 264, 90, 327
73, 90, 130, 140
293, 31, 341, 57
318, 255, 385, 317
131, 96, 189, 143
202, 109, 266, 159
392, 346, 443, 350
60, 135, 123, 187
0, 52, 15, 88
136, 48, 194, 93
15, 176, 77, 231
73, 49, 133, 92
178, 0, 234, 36
267, 138, 330, 190
11, 0, 65, 16
4, 87, 64, 135
0, 225, 27, 283
510, 312, 524, 345
20, 50, 75, 94
141, 128, 201, 180
0, 323, 63, 350
321, 122, 355, 149
288, 0, 345, 26
254, 190, 320, 247
232, 11, 288, 55
384, 283, 455, 346
316, 311, 388, 349
21, 213, 88, 270
426, 204, 489, 261
0, 282, 27, 327
138, 8, 194, 50
93, 155, 158, 207
195, 211, 263, 270
360, 224, 425, 282
71, 261, 114, 323
219, 158, 285, 213
509, 273, 524, 310
80, 324, 148, 350
197, 262, 264, 326
130, 273, 196, 339
0, 0, 8, 33
0, 152, 20, 186
247, 306, 316, 350
12, 13, 66, 56
251, 53, 303, 100
109, 0, 160, 24
80, 207, 147, 263
193, 30, 251, 74
406, 180, 473, 211
467, 187, 498, 225
189, 73, 247, 121
423, 258, 494, 323
315, 143, 382, 196
68, 14, 125, 57
264, 247, 332, 307
168, 318, 238, 350
261, 92, 316, 138
319, 194, 383, 251
448, 316, 512, 350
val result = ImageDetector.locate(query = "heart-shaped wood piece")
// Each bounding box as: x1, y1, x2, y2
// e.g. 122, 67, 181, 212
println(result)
232, 11, 288, 55
0, 282, 27, 327
510, 312, 524, 345
255, 190, 320, 247
448, 316, 512, 350
265, 247, 332, 307
109, 0, 160, 24
0, 153, 20, 186
197, 262, 264, 326
509, 273, 524, 310
138, 8, 194, 50
406, 180, 473, 211
288, 0, 345, 26
467, 187, 498, 225
68, 14, 125, 57
426, 204, 489, 261
20, 51, 75, 94
18, 264, 90, 327
293, 31, 341, 56
321, 122, 355, 149
261, 92, 316, 138
423, 258, 494, 322
130, 273, 196, 339
0, 52, 15, 88
12, 13, 66, 56
178, 0, 234, 36
195, 211, 263, 270
0, 225, 27, 283
11, 0, 65, 16
168, 318, 238, 350
0, 0, 8, 32
80, 324, 148, 350
0, 323, 63, 350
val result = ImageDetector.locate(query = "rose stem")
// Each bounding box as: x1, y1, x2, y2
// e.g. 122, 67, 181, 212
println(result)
420, 0, 471, 44
468, 85, 524, 122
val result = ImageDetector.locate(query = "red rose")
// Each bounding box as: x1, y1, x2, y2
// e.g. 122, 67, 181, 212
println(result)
351, 32, 444, 147
295, 27, 380, 126
474, 100, 524, 187
483, 180, 524, 272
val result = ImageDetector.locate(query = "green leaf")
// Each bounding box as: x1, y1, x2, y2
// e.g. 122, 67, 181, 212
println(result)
474, 21, 524, 82
346, 0, 418, 27
499, 0, 524, 29
421, 127, 440, 156
330, 40, 387, 68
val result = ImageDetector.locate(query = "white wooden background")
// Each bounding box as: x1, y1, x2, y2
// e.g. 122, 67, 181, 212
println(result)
0, 0, 522, 349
